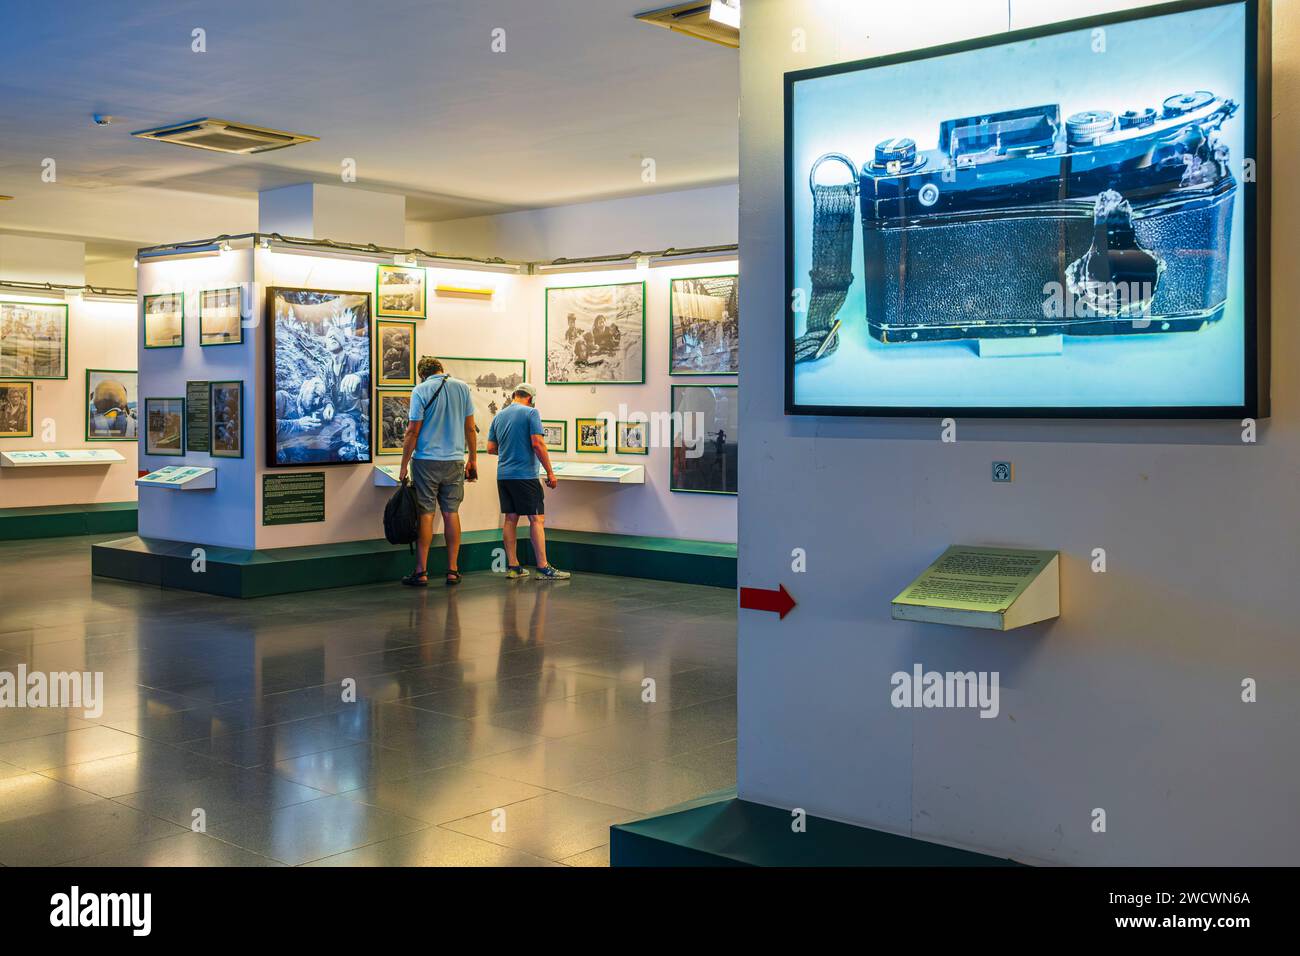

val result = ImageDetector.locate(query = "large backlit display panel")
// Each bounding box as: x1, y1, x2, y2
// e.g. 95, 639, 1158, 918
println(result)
785, 0, 1268, 418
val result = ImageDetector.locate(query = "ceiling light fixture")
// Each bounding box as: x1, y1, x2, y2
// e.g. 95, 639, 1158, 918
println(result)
636, 2, 739, 47
133, 118, 319, 155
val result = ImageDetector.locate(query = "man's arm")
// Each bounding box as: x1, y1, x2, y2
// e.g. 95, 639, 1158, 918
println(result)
532, 435, 556, 488
464, 415, 478, 481
399, 420, 421, 481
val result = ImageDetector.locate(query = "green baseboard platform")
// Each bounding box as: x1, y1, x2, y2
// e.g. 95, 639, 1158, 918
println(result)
0, 502, 138, 541
610, 794, 1023, 867
91, 528, 736, 598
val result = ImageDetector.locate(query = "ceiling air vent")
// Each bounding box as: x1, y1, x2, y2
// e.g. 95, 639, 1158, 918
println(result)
636, 2, 739, 48
132, 119, 318, 155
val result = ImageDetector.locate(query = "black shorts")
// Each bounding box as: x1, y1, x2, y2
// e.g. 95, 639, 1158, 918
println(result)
498, 478, 545, 516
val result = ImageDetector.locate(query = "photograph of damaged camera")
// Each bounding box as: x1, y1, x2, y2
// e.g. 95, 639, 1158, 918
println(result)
787, 1, 1256, 415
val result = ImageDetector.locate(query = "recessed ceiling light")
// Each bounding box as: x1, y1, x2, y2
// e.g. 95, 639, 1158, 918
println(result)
636, 2, 739, 48
132, 118, 318, 155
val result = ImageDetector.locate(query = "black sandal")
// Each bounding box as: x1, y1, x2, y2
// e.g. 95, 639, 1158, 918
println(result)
401, 571, 428, 588
445, 570, 462, 586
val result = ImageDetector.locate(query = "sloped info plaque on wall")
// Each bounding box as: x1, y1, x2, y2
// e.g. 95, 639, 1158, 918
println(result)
892, 546, 1059, 631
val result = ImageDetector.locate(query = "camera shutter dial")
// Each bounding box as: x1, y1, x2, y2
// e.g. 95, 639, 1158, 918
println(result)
1119, 108, 1157, 129
874, 137, 921, 173
1066, 110, 1117, 146
1161, 90, 1215, 117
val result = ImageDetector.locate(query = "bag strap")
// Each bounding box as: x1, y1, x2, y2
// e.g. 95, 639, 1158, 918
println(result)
421, 374, 450, 426
795, 153, 859, 364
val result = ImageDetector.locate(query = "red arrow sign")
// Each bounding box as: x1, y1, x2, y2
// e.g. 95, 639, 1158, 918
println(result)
740, 584, 796, 620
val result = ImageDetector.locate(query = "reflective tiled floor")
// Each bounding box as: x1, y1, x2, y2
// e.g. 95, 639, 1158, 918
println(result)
0, 535, 737, 866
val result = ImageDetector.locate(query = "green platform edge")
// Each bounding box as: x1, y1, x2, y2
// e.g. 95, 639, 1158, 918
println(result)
610, 793, 1024, 867
91, 528, 737, 598
0, 502, 138, 541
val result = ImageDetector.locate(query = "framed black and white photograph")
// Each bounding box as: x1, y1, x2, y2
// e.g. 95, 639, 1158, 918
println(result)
85, 369, 138, 441
0, 301, 67, 379
575, 417, 607, 454
200, 287, 243, 346
671, 384, 737, 495
541, 419, 567, 453
437, 356, 526, 453
0, 381, 33, 438
616, 420, 649, 455
545, 282, 645, 384
670, 274, 738, 375
375, 389, 410, 457
143, 292, 184, 349
210, 380, 243, 458
144, 396, 185, 456
376, 264, 427, 319
266, 287, 371, 467
376, 319, 416, 387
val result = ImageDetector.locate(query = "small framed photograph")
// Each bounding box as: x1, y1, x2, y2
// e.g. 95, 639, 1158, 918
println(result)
376, 264, 427, 319
540, 419, 567, 453
0, 381, 34, 438
375, 319, 416, 387
143, 292, 184, 349
670, 274, 738, 375
0, 301, 67, 378
575, 417, 607, 454
374, 389, 411, 457
209, 380, 244, 458
671, 384, 737, 495
616, 420, 649, 455
144, 397, 185, 456
200, 287, 243, 346
86, 369, 138, 441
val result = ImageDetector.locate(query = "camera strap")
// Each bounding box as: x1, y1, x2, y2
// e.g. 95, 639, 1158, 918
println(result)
796, 173, 858, 364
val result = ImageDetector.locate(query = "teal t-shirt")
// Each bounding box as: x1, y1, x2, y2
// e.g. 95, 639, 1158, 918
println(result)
488, 403, 544, 480
408, 375, 474, 461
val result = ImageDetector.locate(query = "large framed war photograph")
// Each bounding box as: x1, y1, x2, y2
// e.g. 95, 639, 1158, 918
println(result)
670, 274, 739, 375
0, 301, 67, 379
437, 356, 526, 453
545, 282, 645, 384
143, 292, 184, 349
85, 369, 138, 441
785, 0, 1269, 418
266, 287, 372, 467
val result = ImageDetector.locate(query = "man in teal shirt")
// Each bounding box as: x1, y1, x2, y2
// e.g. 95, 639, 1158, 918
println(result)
486, 383, 570, 580
399, 356, 477, 586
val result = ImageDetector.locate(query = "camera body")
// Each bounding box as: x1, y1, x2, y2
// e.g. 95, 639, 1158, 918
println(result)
845, 91, 1238, 344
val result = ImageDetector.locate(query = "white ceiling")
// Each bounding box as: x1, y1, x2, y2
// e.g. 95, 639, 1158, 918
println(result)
0, 0, 738, 251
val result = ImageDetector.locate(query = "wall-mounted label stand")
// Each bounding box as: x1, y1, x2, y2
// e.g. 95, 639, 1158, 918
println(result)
374, 464, 402, 487
544, 461, 645, 484
136, 466, 217, 491
1, 449, 126, 468
892, 545, 1059, 631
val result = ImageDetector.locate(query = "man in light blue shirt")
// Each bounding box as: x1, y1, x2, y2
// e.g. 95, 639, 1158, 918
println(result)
486, 383, 569, 580
398, 357, 477, 586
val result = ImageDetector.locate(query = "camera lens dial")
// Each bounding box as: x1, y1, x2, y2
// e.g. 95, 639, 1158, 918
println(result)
1119, 107, 1157, 129
874, 137, 920, 171
1066, 110, 1117, 146
1162, 91, 1215, 117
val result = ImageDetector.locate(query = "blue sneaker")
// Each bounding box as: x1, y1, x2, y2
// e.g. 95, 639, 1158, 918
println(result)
537, 565, 571, 580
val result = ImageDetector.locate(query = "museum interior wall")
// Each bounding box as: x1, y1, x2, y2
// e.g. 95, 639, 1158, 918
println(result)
737, 0, 1298, 864
0, 236, 137, 508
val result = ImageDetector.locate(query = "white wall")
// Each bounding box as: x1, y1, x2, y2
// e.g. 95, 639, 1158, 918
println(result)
737, 0, 1299, 865
407, 184, 739, 262
1, 237, 137, 508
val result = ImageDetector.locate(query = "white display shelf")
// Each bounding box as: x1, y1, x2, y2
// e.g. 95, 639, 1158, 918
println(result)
545, 461, 645, 484
136, 466, 217, 491
374, 464, 401, 487
1, 449, 126, 468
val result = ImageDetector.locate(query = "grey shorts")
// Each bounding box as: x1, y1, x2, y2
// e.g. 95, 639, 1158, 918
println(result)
410, 459, 465, 515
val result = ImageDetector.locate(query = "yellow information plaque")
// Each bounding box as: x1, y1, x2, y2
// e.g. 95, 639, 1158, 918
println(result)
892, 545, 1060, 631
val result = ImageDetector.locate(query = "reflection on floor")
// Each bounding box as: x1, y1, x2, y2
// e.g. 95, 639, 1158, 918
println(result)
0, 535, 737, 866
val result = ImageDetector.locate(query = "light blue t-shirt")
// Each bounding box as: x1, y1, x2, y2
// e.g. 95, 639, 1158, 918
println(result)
487, 403, 544, 480
408, 375, 474, 461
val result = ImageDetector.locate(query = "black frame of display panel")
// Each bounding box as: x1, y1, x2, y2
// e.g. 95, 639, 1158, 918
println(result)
782, 0, 1271, 420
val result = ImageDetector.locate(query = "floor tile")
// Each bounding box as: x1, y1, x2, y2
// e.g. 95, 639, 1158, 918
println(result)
442, 791, 637, 862
0, 725, 141, 772
114, 765, 325, 827
63, 831, 285, 867
560, 844, 610, 867
340, 764, 547, 825
0, 798, 187, 866
306, 827, 560, 867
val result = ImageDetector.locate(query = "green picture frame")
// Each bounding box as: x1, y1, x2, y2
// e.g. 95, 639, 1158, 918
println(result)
544, 281, 646, 385
0, 380, 34, 438
143, 292, 184, 349
85, 368, 138, 442
374, 387, 411, 457
375, 318, 417, 387
144, 396, 185, 456
0, 300, 68, 379
616, 420, 650, 455
540, 419, 567, 453
209, 380, 244, 459
375, 264, 428, 319
436, 356, 527, 453
669, 273, 739, 376
574, 417, 608, 454
670, 384, 737, 496
199, 287, 244, 346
